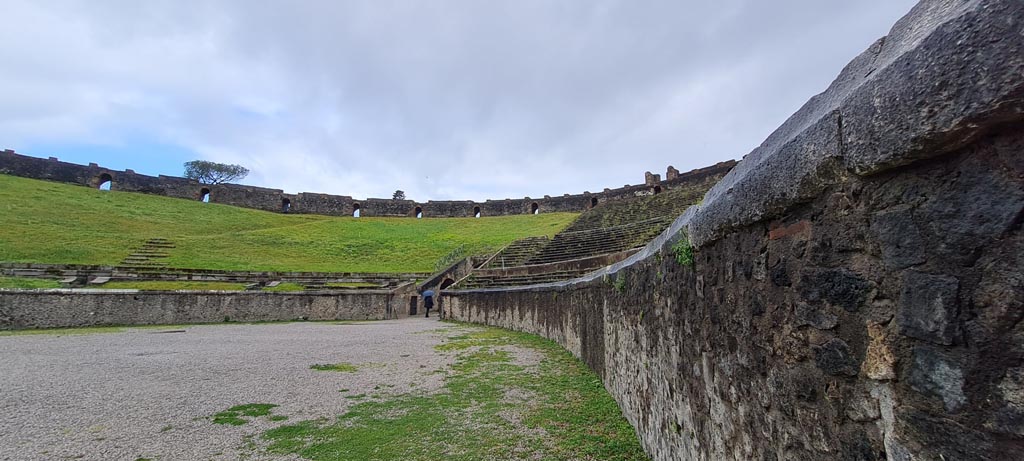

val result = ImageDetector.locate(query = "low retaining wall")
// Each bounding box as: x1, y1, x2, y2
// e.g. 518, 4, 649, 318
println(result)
446, 1, 1024, 460
0, 290, 405, 329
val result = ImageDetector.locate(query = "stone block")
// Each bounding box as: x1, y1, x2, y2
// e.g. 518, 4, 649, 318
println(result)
814, 338, 858, 376
870, 206, 926, 270
861, 323, 896, 381
799, 268, 870, 312
897, 271, 958, 345
795, 302, 838, 330
908, 347, 966, 413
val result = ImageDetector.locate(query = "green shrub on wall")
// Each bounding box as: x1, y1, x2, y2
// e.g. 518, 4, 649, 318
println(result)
672, 235, 694, 267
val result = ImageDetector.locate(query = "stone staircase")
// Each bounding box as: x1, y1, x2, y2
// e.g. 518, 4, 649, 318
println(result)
120, 238, 174, 269
483, 236, 549, 269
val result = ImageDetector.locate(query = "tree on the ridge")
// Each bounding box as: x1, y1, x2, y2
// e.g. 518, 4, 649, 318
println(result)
184, 160, 250, 184
393, 190, 406, 200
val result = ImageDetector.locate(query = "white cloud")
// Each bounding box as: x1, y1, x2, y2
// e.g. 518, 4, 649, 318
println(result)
0, 0, 918, 200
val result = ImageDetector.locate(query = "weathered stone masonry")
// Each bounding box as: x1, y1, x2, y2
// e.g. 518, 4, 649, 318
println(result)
447, 1, 1024, 460
0, 289, 409, 329
0, 148, 734, 218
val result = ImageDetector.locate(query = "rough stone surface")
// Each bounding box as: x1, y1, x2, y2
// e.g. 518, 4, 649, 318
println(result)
897, 271, 959, 345
799, 268, 871, 313
907, 347, 967, 413
870, 206, 926, 270
814, 338, 859, 376
862, 323, 896, 381
0, 290, 405, 329
990, 368, 1024, 436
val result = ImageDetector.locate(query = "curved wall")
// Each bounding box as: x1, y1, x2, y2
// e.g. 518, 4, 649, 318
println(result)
445, 1, 1024, 459
0, 149, 734, 218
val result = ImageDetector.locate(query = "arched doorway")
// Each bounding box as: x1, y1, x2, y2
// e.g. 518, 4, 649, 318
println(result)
531, 203, 539, 215
353, 203, 361, 218
282, 198, 291, 213
473, 206, 481, 218
653, 186, 662, 194
415, 206, 423, 219
590, 197, 598, 208
200, 188, 211, 203
439, 278, 456, 290
97, 173, 112, 191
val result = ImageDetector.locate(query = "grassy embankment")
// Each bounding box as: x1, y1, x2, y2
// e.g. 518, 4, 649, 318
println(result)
0, 175, 575, 273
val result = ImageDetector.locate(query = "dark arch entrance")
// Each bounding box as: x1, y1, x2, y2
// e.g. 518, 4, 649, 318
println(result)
353, 203, 361, 218
439, 278, 456, 290
200, 188, 211, 203
531, 202, 539, 215
473, 206, 481, 218
590, 197, 598, 208
282, 198, 291, 213
97, 173, 112, 191
415, 206, 423, 219
653, 186, 662, 194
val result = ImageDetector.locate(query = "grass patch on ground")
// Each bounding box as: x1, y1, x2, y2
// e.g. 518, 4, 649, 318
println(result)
324, 282, 380, 288
310, 363, 359, 373
259, 324, 647, 460
262, 282, 306, 292
0, 276, 61, 289
333, 320, 383, 325
212, 404, 280, 426
97, 281, 249, 291
0, 175, 576, 272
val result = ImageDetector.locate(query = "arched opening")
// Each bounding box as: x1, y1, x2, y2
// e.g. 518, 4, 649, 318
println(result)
200, 188, 211, 203
653, 186, 662, 194
281, 198, 291, 213
590, 197, 598, 208
473, 206, 481, 218
353, 203, 361, 218
409, 296, 418, 315
415, 206, 423, 219
97, 173, 112, 191
531, 202, 539, 215
439, 278, 456, 290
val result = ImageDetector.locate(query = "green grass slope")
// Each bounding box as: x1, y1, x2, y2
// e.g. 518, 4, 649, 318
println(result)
0, 175, 576, 273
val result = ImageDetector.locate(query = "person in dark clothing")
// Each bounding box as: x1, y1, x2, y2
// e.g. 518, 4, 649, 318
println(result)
423, 290, 435, 318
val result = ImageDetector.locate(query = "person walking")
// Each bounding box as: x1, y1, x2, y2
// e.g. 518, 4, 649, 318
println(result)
422, 290, 435, 318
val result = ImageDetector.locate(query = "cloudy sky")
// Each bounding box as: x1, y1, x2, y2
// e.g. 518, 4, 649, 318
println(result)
1, 0, 916, 201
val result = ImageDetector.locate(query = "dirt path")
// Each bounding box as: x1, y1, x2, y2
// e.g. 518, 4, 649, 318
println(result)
0, 319, 458, 460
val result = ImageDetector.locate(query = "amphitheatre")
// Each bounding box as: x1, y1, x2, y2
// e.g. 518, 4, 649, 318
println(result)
2, 1, 1023, 460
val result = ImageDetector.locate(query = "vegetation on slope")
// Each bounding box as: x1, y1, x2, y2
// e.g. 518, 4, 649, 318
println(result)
0, 276, 61, 289
0, 175, 575, 273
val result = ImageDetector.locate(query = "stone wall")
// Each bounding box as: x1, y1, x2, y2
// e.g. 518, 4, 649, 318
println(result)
0, 148, 735, 218
0, 289, 406, 329
445, 1, 1024, 459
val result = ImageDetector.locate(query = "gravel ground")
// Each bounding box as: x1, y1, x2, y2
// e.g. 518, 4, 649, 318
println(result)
0, 318, 465, 460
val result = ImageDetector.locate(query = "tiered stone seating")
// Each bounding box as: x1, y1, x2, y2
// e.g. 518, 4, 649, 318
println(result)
459, 268, 595, 289
483, 236, 549, 269
454, 184, 710, 289
523, 217, 670, 266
